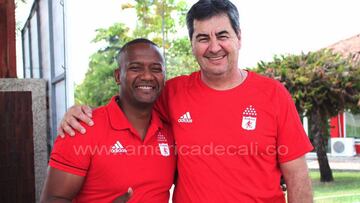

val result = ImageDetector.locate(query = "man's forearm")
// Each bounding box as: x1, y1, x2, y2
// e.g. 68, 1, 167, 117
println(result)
280, 156, 313, 203
286, 176, 313, 203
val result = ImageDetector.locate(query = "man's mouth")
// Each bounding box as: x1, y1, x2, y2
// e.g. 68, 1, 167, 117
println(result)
135, 85, 156, 90
206, 55, 226, 61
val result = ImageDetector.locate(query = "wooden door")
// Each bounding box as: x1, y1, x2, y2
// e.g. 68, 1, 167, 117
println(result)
0, 92, 35, 202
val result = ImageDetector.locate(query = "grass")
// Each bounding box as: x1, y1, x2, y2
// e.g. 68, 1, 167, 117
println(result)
310, 170, 360, 203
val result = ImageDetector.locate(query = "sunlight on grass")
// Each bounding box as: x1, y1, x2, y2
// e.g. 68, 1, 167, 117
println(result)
310, 171, 360, 203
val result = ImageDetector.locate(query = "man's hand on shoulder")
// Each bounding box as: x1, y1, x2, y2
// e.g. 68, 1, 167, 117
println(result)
58, 105, 94, 138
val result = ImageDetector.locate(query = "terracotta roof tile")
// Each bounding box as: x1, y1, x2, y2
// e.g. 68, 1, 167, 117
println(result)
327, 34, 360, 63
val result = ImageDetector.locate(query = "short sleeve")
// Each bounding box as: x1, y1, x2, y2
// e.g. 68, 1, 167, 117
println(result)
276, 83, 313, 163
49, 126, 94, 176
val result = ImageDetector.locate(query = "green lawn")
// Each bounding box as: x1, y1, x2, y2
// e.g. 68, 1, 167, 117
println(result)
310, 171, 360, 203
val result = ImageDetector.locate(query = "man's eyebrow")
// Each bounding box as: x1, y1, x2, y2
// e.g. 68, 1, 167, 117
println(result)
195, 31, 229, 39
128, 61, 162, 66
195, 33, 209, 39
216, 30, 229, 36
128, 62, 142, 65
151, 62, 163, 66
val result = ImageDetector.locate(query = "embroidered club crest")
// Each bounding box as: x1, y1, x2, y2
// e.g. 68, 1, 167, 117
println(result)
157, 131, 167, 142
159, 143, 170, 157
242, 105, 257, 130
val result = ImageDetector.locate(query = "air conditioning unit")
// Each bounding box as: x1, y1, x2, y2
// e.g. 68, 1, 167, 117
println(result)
331, 138, 356, 156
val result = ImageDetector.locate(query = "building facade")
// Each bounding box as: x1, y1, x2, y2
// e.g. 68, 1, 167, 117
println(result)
21, 0, 75, 148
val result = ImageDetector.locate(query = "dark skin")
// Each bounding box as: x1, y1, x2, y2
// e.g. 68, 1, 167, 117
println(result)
40, 168, 85, 203
114, 68, 152, 140
40, 168, 133, 203
114, 43, 164, 140
40, 42, 165, 202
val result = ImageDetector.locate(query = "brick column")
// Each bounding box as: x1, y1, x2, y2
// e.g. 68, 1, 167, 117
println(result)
0, 0, 17, 78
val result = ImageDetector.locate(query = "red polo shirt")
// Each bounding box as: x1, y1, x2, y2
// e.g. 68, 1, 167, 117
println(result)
49, 96, 176, 203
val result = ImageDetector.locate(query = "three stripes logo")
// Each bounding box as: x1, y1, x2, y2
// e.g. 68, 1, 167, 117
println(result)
178, 112, 193, 123
111, 141, 127, 154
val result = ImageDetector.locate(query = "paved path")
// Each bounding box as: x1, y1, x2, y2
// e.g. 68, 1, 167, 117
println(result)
306, 153, 360, 171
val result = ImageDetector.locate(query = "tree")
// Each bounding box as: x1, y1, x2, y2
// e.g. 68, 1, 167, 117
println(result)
256, 49, 360, 182
75, 23, 132, 106
75, 0, 198, 106
166, 36, 198, 79
125, 0, 198, 79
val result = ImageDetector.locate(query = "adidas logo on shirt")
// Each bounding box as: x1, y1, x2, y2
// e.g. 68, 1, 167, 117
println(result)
178, 112, 193, 123
111, 141, 127, 154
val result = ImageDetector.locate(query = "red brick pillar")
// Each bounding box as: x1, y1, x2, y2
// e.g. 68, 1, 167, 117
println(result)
0, 0, 17, 78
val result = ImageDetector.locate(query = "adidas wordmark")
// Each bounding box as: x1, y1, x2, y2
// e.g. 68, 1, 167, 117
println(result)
178, 112, 193, 123
111, 141, 127, 154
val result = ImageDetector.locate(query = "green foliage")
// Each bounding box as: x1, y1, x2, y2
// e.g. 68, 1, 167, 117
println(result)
129, 0, 198, 78
256, 49, 360, 141
75, 1, 198, 106
256, 50, 360, 181
166, 37, 198, 79
256, 49, 360, 117
75, 23, 132, 106
130, 0, 188, 48
74, 59, 119, 107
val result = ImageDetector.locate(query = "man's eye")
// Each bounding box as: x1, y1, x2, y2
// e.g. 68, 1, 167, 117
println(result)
218, 36, 229, 40
152, 67, 163, 73
129, 67, 141, 71
198, 38, 208, 42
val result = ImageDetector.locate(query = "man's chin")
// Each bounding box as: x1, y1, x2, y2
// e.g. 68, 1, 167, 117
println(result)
133, 97, 157, 107
203, 68, 229, 76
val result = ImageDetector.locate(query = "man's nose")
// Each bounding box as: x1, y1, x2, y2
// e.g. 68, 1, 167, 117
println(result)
208, 38, 221, 53
140, 68, 155, 80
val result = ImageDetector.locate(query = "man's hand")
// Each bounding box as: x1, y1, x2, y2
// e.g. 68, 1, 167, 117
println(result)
58, 105, 94, 138
113, 188, 133, 203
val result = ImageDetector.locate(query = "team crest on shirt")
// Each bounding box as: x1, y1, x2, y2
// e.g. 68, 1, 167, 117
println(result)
157, 131, 168, 142
157, 131, 170, 156
242, 105, 257, 130
159, 143, 170, 157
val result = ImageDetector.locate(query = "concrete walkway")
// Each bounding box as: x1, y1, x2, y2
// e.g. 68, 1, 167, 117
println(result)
306, 153, 360, 171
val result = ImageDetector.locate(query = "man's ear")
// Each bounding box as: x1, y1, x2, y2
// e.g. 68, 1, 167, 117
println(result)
236, 30, 242, 48
237, 29, 241, 40
114, 68, 121, 85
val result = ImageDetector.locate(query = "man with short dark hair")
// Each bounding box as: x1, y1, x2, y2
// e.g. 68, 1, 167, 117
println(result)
58, 1, 313, 202
41, 38, 176, 203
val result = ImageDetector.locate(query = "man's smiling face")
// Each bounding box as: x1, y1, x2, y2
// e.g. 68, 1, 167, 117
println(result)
118, 43, 165, 107
191, 14, 241, 77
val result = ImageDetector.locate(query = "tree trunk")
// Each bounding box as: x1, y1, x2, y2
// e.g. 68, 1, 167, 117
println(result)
310, 110, 334, 182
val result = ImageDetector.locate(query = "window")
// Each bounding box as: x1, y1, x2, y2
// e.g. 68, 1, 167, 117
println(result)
345, 112, 360, 139
52, 0, 65, 77
22, 28, 31, 78
30, 11, 41, 78
22, 4, 41, 78
49, 0, 67, 145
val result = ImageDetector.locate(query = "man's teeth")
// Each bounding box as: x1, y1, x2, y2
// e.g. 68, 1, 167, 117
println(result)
137, 86, 153, 90
209, 56, 225, 60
